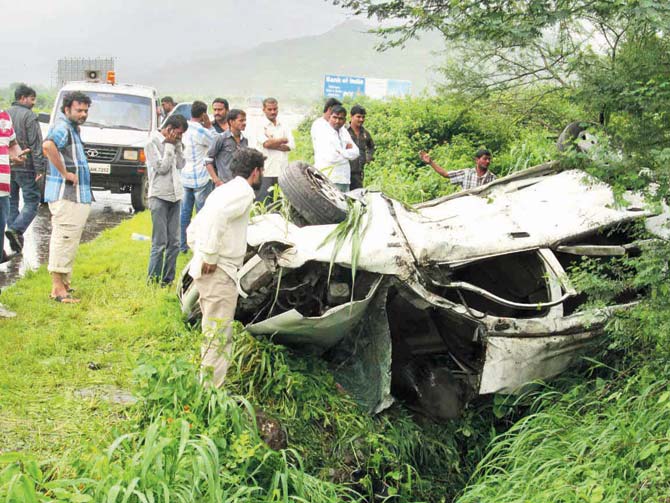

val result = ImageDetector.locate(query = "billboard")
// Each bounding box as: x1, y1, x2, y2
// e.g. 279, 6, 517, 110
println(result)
324, 74, 411, 99
323, 75, 366, 98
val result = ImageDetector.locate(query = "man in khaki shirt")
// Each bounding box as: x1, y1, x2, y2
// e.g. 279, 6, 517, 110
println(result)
187, 147, 265, 387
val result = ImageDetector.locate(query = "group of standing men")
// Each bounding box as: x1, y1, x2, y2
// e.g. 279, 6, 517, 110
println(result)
309, 97, 496, 193
311, 98, 375, 192
144, 96, 294, 289
145, 96, 276, 387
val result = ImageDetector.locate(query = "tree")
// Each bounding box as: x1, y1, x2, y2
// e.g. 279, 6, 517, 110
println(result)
332, 1, 670, 100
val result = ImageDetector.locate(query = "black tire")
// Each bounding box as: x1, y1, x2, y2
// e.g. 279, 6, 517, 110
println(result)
131, 173, 149, 212
557, 121, 599, 153
278, 161, 348, 225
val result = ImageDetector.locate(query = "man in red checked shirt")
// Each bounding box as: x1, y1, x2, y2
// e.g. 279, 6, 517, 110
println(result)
0, 110, 30, 317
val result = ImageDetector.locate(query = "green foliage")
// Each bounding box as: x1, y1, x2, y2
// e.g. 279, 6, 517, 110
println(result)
224, 332, 487, 502
332, 0, 670, 100
579, 31, 670, 158
0, 333, 493, 502
293, 93, 576, 203
318, 198, 371, 293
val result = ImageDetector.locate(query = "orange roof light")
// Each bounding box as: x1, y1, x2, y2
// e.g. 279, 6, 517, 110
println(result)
106, 71, 116, 85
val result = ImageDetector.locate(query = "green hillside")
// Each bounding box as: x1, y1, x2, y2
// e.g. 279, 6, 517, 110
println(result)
145, 20, 445, 101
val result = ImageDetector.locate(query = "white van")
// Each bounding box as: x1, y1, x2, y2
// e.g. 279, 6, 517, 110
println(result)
45, 80, 160, 211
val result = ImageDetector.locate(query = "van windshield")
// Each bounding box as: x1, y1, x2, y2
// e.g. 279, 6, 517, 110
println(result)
57, 91, 152, 131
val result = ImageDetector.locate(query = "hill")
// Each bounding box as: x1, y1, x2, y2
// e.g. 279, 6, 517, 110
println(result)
140, 20, 445, 101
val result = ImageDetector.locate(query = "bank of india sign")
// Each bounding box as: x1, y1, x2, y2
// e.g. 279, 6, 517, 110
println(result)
324, 74, 411, 99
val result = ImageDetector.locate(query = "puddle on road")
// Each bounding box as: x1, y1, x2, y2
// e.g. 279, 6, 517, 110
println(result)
0, 192, 135, 290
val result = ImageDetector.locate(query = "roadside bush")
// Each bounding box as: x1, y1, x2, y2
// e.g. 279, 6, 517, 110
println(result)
292, 91, 583, 204
457, 363, 670, 503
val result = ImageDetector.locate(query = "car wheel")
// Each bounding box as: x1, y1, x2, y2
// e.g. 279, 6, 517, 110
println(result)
278, 161, 348, 225
557, 121, 599, 153
131, 173, 149, 212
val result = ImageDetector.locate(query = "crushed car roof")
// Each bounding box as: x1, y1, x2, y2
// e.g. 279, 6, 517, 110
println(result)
248, 164, 667, 276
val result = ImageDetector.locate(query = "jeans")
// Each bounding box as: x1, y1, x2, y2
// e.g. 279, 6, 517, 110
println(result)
334, 183, 350, 193
148, 197, 180, 285
0, 196, 8, 258
9, 171, 41, 234
180, 183, 212, 252
255, 176, 278, 206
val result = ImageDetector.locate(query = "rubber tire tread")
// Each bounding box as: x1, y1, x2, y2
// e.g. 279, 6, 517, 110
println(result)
557, 121, 589, 152
279, 161, 347, 225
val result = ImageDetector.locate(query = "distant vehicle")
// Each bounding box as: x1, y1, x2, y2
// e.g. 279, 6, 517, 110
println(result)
44, 76, 161, 211
178, 144, 670, 419
161, 102, 192, 127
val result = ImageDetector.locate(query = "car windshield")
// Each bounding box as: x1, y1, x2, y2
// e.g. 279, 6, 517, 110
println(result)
57, 91, 152, 131
171, 103, 192, 120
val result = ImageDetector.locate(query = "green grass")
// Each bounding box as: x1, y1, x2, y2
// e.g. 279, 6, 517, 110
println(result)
0, 211, 197, 462
457, 365, 670, 503
0, 212, 491, 502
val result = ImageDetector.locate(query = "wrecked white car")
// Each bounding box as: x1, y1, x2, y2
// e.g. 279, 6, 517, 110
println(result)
178, 157, 669, 420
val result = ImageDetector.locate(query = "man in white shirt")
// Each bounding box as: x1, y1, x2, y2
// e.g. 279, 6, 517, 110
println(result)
255, 97, 295, 205
187, 147, 265, 387
313, 105, 359, 192
310, 97, 341, 148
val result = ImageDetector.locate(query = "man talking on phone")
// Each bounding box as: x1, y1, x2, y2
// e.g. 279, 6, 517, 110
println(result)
144, 113, 188, 287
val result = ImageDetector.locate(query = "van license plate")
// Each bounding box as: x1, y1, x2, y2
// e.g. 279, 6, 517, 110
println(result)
89, 163, 111, 174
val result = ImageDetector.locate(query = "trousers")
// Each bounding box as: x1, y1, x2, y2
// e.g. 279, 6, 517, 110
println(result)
148, 196, 180, 285
195, 267, 239, 387
180, 182, 212, 252
9, 171, 41, 234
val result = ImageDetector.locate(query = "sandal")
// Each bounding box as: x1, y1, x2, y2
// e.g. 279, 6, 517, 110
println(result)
51, 294, 80, 304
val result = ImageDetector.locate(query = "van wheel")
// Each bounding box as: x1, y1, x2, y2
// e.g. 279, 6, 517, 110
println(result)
131, 174, 148, 212
278, 161, 348, 225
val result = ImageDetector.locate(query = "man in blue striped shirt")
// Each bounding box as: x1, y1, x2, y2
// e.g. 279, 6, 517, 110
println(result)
180, 101, 216, 253
42, 91, 92, 303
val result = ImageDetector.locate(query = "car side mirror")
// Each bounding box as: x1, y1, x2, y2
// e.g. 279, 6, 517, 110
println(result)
38, 112, 50, 124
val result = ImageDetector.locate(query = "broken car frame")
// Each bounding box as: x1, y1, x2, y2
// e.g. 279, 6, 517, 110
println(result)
178, 158, 670, 419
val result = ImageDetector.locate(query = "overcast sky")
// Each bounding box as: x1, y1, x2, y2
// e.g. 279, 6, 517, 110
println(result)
2, 0, 357, 87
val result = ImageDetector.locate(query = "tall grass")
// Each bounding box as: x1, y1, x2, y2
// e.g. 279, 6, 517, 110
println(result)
457, 367, 670, 503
